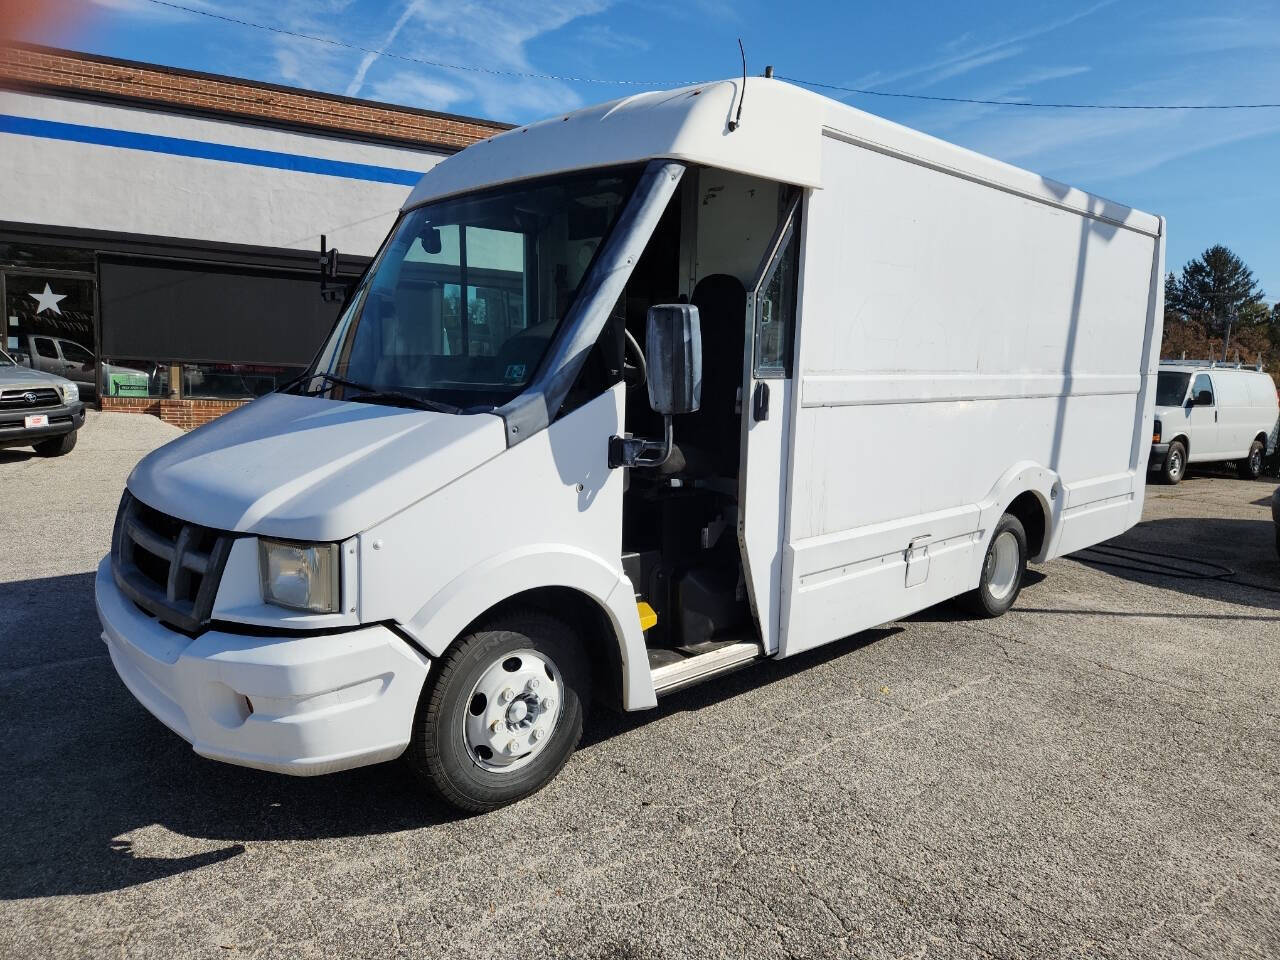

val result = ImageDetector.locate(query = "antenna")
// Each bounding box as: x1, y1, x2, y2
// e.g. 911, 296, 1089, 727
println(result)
728, 38, 746, 132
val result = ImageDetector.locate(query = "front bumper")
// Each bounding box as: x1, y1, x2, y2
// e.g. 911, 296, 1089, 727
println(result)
0, 400, 84, 448
1147, 442, 1170, 472
95, 557, 430, 776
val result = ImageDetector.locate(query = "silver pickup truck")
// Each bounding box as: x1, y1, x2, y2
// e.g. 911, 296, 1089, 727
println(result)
0, 347, 85, 456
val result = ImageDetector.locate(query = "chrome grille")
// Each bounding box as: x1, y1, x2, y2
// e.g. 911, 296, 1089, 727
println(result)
111, 491, 235, 633
0, 387, 60, 410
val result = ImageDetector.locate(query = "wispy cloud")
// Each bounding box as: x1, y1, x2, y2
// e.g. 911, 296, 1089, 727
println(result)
367, 71, 469, 110
332, 0, 615, 119
909, 45, 1025, 90
852, 0, 1117, 92
346, 0, 424, 97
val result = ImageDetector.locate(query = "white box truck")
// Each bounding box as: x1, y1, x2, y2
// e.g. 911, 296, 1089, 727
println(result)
97, 77, 1165, 810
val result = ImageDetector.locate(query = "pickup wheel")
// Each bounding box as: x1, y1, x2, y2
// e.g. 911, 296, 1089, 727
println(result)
1238, 440, 1265, 480
1160, 440, 1186, 485
407, 610, 589, 813
961, 513, 1027, 618
33, 430, 77, 457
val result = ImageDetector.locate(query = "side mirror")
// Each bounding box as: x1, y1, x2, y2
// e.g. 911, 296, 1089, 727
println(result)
645, 304, 702, 416
319, 234, 342, 303
1193, 389, 1213, 406
608, 305, 703, 469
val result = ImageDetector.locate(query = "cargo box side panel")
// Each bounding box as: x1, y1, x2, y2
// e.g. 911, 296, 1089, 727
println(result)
779, 130, 1160, 656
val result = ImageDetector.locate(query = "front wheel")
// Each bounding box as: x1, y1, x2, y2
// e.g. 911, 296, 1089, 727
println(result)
407, 610, 589, 813
1161, 440, 1186, 485
961, 513, 1028, 618
33, 430, 77, 457
1238, 440, 1264, 480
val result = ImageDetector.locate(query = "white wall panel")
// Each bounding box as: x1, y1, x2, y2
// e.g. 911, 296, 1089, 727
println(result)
0, 91, 446, 255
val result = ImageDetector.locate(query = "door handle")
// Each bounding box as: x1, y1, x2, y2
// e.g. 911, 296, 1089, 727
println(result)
752, 381, 770, 422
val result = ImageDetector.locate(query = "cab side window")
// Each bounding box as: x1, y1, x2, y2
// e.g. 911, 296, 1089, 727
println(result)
34, 338, 58, 359
1192, 373, 1214, 405
61, 341, 94, 365
754, 209, 801, 378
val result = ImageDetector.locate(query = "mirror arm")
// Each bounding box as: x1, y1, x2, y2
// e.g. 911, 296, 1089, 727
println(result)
609, 415, 673, 469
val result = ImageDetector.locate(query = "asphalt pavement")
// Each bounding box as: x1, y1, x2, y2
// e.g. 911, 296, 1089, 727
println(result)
1, 413, 1277, 959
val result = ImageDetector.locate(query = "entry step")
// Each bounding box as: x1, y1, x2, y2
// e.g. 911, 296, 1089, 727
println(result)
648, 639, 762, 696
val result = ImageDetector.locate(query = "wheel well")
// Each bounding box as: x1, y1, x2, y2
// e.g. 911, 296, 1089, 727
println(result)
1168, 434, 1189, 455
1255, 432, 1269, 447
1005, 491, 1047, 560
467, 586, 624, 712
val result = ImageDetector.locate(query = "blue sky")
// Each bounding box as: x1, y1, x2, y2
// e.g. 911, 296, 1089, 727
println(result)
24, 0, 1280, 299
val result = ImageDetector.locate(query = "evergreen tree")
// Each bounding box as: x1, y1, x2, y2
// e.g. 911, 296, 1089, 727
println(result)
1165, 245, 1266, 337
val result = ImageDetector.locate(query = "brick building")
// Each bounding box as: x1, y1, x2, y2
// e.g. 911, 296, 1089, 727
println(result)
0, 44, 507, 427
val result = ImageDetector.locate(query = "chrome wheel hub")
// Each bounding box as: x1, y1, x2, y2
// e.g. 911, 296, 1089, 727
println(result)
985, 530, 1020, 601
464, 649, 563, 772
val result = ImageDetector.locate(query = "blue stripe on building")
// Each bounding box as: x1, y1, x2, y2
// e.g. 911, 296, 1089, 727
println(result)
0, 114, 424, 186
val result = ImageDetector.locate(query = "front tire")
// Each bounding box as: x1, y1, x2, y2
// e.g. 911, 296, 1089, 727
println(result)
961, 513, 1028, 618
1161, 440, 1186, 485
407, 610, 589, 813
33, 430, 77, 457
1238, 440, 1264, 480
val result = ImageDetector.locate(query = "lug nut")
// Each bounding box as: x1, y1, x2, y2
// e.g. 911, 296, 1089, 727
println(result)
542, 698, 555, 713
490, 719, 502, 734
531, 729, 545, 744
505, 740, 519, 755
499, 687, 515, 704
526, 677, 540, 692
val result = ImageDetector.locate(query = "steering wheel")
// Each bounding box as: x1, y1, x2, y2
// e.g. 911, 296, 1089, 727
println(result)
623, 328, 647, 388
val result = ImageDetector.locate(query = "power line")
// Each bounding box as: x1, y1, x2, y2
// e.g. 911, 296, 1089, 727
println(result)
140, 0, 1280, 110
778, 75, 1280, 110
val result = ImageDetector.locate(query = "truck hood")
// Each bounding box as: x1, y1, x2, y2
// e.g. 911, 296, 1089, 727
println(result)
127, 393, 507, 541
0, 363, 71, 389
1153, 404, 1184, 424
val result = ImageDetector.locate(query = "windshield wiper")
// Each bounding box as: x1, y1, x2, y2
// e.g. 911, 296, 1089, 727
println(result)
301, 372, 462, 415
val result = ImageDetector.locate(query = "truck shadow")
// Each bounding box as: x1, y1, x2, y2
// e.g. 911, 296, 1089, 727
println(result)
0, 573, 902, 900
1068, 516, 1280, 612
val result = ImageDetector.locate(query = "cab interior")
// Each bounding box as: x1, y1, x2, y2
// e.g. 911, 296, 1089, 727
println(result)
571, 166, 798, 666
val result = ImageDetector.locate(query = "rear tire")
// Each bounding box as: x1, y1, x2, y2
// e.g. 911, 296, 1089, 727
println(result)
1160, 440, 1186, 485
407, 609, 589, 813
1238, 440, 1264, 480
33, 431, 76, 457
961, 513, 1028, 618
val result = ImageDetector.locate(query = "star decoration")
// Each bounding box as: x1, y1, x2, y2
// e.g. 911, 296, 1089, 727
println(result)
29, 283, 67, 316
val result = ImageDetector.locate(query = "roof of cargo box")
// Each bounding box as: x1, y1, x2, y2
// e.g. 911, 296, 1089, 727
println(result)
402, 78, 1161, 237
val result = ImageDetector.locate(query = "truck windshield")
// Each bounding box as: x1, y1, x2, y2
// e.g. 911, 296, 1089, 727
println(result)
305, 167, 641, 412
1156, 371, 1191, 406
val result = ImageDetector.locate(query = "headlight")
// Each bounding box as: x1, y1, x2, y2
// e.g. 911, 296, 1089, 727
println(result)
60, 382, 78, 403
258, 538, 340, 613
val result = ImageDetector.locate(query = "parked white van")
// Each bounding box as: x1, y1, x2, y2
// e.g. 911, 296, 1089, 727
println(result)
1149, 362, 1278, 484
97, 78, 1165, 810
